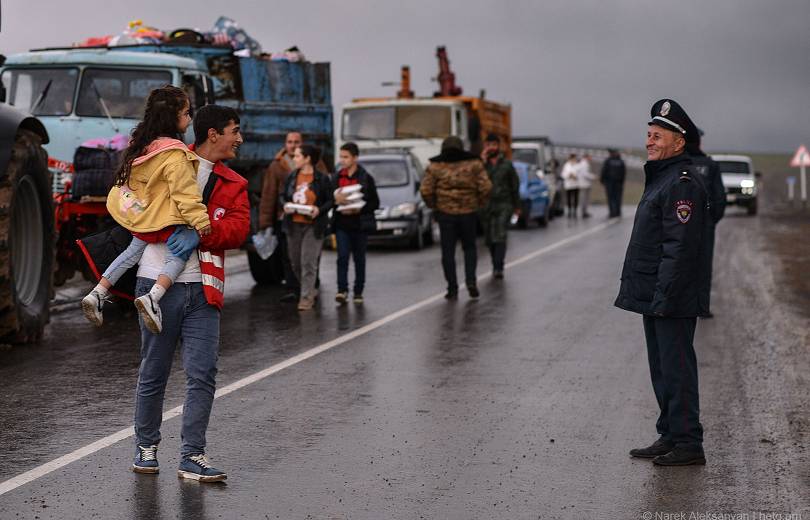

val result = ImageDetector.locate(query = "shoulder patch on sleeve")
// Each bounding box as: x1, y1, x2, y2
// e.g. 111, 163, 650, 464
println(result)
675, 200, 694, 223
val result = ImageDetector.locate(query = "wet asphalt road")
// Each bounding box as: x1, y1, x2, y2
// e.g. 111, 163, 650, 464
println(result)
1, 204, 808, 519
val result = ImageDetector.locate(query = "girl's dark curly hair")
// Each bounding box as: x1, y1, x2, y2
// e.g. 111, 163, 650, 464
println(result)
114, 85, 189, 187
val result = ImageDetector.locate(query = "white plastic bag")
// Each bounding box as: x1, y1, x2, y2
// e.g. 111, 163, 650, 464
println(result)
252, 227, 278, 260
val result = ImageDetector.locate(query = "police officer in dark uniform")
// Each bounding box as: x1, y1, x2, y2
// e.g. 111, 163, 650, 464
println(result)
686, 128, 726, 318
615, 99, 710, 466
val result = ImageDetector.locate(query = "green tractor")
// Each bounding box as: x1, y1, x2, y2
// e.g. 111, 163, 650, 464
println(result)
0, 103, 52, 344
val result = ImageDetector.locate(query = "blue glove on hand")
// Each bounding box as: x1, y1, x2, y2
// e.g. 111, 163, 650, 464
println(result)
166, 226, 200, 261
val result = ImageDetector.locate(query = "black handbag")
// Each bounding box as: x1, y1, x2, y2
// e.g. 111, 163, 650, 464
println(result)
76, 225, 136, 300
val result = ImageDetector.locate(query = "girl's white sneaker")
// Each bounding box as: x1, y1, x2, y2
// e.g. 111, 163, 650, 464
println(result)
134, 294, 163, 334
81, 290, 107, 327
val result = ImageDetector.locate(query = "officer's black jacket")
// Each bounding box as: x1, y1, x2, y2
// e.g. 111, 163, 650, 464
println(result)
689, 150, 726, 224
614, 153, 710, 318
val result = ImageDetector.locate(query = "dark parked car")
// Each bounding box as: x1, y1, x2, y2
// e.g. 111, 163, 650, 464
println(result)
359, 149, 435, 249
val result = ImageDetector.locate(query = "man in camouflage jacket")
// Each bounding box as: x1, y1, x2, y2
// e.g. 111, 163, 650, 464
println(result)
420, 136, 491, 299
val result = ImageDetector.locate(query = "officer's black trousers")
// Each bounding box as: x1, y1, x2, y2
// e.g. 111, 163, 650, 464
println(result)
642, 315, 703, 448
437, 211, 478, 290
604, 180, 624, 217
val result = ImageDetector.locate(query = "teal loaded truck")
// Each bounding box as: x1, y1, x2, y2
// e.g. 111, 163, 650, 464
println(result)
0, 42, 333, 342
2, 44, 333, 279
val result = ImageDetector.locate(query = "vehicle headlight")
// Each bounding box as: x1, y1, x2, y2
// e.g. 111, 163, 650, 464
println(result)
740, 179, 755, 188
389, 202, 417, 218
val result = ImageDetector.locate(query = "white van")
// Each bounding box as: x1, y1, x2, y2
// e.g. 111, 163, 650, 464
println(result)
710, 154, 758, 215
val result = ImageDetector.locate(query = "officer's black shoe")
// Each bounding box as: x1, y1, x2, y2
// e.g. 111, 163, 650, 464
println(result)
445, 289, 458, 300
493, 270, 504, 280
652, 446, 706, 466
467, 285, 480, 299
629, 438, 674, 459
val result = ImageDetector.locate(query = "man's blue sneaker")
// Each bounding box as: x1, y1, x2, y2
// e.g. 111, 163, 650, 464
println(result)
177, 454, 227, 482
132, 445, 159, 474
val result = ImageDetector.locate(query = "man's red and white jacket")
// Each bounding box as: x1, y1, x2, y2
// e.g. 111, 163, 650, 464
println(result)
196, 160, 250, 309
78, 158, 249, 310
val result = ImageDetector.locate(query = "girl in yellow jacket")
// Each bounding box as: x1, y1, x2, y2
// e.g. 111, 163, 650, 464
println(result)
82, 86, 210, 334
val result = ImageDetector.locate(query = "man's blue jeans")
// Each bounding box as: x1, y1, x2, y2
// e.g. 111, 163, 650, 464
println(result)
133, 277, 220, 458
335, 228, 368, 294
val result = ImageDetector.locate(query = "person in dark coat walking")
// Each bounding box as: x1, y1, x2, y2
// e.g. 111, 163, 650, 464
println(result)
600, 149, 626, 218
686, 130, 726, 319
615, 99, 710, 466
480, 133, 520, 279
332, 142, 380, 304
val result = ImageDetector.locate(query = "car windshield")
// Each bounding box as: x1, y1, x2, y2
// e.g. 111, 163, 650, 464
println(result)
343, 105, 451, 140
359, 159, 409, 187
717, 161, 751, 174
76, 68, 172, 118
512, 148, 539, 167
1, 67, 79, 116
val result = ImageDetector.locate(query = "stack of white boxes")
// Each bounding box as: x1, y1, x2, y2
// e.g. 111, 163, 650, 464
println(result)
335, 184, 365, 213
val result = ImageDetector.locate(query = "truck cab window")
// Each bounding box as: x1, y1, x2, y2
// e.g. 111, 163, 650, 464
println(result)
343, 105, 452, 140
1, 68, 78, 116
76, 68, 171, 119
182, 74, 207, 111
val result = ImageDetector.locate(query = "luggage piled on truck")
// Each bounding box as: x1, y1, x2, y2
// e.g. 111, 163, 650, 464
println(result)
74, 17, 265, 57
70, 142, 123, 201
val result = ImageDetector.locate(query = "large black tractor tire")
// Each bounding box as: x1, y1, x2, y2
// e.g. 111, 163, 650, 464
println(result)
0, 130, 53, 344
247, 249, 284, 285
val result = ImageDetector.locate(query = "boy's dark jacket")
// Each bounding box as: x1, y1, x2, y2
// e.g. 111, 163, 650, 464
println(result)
331, 165, 380, 233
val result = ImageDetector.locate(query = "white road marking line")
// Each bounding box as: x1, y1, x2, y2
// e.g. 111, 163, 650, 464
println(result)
0, 219, 617, 497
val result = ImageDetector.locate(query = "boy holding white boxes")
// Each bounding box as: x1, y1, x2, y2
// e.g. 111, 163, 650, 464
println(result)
332, 143, 380, 304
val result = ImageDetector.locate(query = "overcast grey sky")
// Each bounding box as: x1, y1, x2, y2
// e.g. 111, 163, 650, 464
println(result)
2, 0, 808, 152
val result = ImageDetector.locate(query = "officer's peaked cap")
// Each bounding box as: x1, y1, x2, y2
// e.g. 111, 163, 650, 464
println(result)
648, 99, 698, 141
